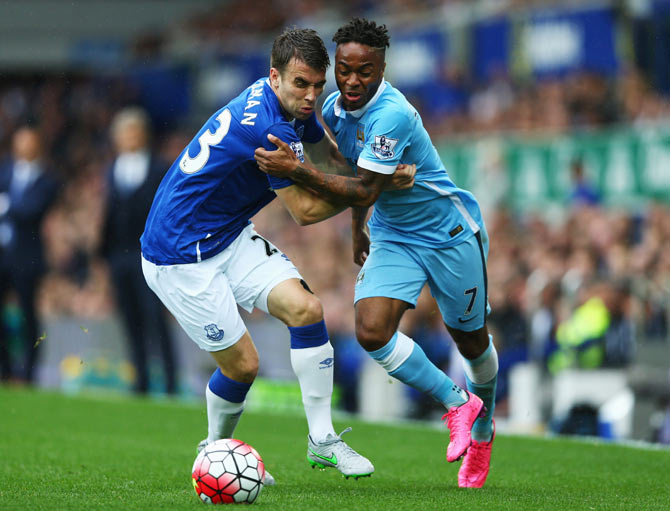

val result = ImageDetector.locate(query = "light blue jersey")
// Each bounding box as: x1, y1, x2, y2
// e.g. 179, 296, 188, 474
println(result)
322, 80, 483, 248
141, 78, 324, 265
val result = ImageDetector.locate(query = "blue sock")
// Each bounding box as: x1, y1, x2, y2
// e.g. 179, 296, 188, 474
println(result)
463, 337, 498, 442
208, 368, 252, 403
369, 332, 467, 409
288, 320, 329, 349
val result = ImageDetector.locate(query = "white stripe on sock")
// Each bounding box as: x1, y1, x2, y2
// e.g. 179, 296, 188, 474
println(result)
377, 332, 415, 373
462, 342, 499, 384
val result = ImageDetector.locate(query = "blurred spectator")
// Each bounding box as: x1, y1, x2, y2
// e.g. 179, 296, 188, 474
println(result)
0, 126, 61, 383
547, 278, 635, 374
602, 280, 636, 367
100, 107, 177, 395
568, 157, 600, 207
527, 279, 561, 364
565, 72, 620, 128
487, 273, 529, 402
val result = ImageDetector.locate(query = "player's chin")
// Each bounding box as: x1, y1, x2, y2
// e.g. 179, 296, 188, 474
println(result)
342, 98, 364, 111
295, 108, 313, 120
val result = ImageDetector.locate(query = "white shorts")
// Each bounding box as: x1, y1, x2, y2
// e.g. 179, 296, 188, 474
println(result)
141, 223, 301, 352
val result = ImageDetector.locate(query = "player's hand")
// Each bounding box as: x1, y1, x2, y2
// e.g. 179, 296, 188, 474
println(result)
254, 134, 300, 177
352, 226, 370, 266
385, 164, 416, 191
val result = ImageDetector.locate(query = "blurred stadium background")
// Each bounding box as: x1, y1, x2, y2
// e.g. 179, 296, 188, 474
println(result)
0, 0, 668, 446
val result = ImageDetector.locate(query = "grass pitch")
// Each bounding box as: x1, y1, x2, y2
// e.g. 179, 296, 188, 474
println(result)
1, 387, 668, 510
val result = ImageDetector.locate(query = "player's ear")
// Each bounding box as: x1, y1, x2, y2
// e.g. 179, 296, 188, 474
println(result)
269, 68, 280, 88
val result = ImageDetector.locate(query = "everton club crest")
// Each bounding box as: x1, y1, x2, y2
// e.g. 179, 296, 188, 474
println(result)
204, 323, 224, 342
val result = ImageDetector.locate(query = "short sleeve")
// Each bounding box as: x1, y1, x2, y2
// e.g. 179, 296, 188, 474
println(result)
261, 122, 303, 190
357, 110, 411, 175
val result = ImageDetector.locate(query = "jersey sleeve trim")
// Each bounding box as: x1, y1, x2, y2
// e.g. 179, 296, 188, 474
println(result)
268, 176, 294, 190
357, 156, 397, 175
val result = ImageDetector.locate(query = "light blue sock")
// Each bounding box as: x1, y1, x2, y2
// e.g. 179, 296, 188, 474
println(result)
369, 332, 467, 409
462, 336, 498, 442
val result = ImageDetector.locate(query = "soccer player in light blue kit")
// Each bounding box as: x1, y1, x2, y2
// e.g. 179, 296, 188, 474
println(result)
140, 28, 413, 482
255, 18, 498, 488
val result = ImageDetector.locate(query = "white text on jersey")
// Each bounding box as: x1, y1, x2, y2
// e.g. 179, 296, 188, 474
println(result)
242, 81, 265, 126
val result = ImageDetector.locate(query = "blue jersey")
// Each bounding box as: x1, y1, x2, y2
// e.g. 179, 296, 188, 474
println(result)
141, 78, 324, 265
322, 81, 483, 248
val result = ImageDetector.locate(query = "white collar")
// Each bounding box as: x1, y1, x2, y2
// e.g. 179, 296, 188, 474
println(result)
334, 81, 387, 119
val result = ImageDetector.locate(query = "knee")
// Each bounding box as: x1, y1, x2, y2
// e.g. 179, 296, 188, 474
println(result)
285, 294, 324, 327
218, 349, 259, 384
355, 317, 395, 352
448, 325, 490, 359
224, 354, 258, 384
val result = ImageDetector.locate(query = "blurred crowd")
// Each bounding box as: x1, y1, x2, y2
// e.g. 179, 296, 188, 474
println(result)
156, 0, 605, 57
0, 1, 669, 415
2, 69, 668, 402
415, 66, 670, 138
146, 0, 523, 58
137, 0, 670, 138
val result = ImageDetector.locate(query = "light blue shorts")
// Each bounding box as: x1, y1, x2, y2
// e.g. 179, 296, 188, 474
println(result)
354, 230, 490, 332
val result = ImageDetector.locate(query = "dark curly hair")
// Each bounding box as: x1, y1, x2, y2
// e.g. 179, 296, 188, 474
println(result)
271, 28, 330, 74
332, 17, 390, 52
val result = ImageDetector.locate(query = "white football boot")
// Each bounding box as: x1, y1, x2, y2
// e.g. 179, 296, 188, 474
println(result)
306, 427, 374, 479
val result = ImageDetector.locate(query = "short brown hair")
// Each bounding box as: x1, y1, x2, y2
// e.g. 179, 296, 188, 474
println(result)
271, 28, 330, 74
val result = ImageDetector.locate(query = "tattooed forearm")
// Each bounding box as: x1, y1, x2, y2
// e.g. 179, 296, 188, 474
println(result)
292, 164, 377, 207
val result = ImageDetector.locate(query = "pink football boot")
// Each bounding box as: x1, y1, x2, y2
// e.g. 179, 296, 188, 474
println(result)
458, 419, 495, 488
443, 391, 484, 463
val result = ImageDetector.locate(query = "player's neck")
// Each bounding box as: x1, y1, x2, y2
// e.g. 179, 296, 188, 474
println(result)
269, 83, 295, 122
278, 104, 294, 122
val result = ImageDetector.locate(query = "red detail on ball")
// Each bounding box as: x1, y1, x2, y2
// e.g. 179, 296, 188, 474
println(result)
192, 438, 265, 504
218, 472, 238, 493
232, 441, 252, 456
200, 473, 219, 491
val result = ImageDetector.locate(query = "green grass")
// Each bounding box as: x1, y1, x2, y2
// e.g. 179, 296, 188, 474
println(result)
1, 387, 669, 510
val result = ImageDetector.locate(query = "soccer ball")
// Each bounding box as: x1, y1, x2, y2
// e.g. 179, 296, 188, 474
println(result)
192, 439, 265, 504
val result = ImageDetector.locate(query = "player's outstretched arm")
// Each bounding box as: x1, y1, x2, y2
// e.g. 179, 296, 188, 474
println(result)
304, 131, 416, 189
257, 132, 415, 191
274, 184, 348, 226
255, 134, 388, 207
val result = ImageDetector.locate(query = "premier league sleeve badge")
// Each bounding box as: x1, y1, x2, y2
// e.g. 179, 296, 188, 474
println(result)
371, 134, 398, 160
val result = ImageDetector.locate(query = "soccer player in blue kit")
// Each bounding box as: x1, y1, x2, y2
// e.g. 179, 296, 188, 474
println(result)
141, 28, 414, 483
254, 18, 498, 488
